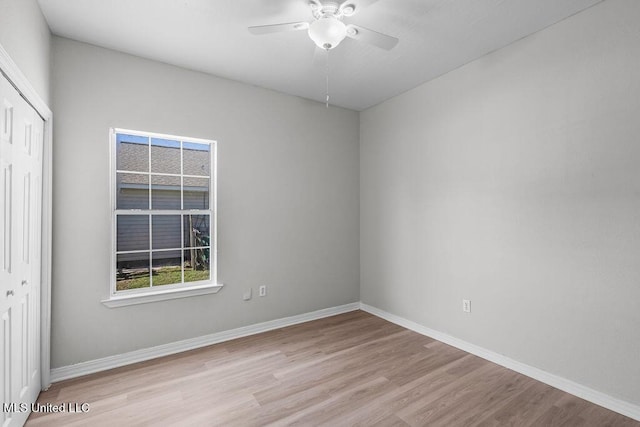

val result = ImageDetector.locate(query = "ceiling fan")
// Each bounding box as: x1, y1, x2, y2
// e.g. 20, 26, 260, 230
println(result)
248, 0, 399, 51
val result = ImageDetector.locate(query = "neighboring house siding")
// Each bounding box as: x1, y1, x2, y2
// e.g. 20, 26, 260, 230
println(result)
116, 214, 149, 252
117, 188, 209, 263
117, 188, 208, 210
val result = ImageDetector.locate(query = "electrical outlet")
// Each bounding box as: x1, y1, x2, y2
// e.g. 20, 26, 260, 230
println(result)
243, 288, 252, 301
462, 299, 471, 313
259, 285, 267, 297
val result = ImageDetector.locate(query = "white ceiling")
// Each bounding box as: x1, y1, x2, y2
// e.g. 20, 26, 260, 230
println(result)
38, 0, 602, 111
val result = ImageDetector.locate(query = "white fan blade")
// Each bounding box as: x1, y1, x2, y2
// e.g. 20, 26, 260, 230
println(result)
345, 24, 398, 50
249, 22, 309, 35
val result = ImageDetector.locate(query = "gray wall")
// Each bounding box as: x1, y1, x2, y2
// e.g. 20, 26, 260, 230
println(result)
51, 37, 360, 368
0, 0, 51, 104
360, 0, 640, 406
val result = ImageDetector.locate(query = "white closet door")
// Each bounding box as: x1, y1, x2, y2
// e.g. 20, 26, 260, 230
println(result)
0, 72, 43, 427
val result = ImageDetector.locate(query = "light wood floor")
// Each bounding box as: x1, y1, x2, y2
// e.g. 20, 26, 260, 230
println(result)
28, 310, 638, 426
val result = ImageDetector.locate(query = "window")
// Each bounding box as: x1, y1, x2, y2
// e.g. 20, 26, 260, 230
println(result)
107, 128, 219, 305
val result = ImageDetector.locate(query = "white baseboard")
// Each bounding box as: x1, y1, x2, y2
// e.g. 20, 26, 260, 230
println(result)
360, 303, 640, 422
50, 302, 360, 383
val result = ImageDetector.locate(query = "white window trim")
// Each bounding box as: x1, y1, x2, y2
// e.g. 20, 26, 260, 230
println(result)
102, 128, 222, 308
102, 283, 223, 308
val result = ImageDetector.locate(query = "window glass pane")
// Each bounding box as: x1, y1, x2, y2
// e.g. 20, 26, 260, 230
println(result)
152, 250, 182, 286
117, 173, 149, 209
184, 214, 210, 248
183, 142, 210, 176
116, 133, 148, 172
184, 247, 210, 283
152, 215, 181, 250
183, 177, 209, 210
151, 138, 181, 174
116, 252, 150, 291
117, 215, 149, 251
151, 175, 181, 210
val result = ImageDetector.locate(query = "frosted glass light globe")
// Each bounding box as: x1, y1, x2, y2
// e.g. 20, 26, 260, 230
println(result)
308, 16, 347, 50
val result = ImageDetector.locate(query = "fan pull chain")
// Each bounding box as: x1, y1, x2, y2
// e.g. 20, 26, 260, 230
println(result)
325, 48, 330, 108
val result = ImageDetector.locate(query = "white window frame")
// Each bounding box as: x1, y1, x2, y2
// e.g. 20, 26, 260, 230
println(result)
102, 128, 222, 308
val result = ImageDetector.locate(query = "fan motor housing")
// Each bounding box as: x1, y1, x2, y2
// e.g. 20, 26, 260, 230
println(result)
312, 1, 342, 19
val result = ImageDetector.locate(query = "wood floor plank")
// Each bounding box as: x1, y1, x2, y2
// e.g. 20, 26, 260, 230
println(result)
426, 369, 536, 426
475, 380, 567, 427
365, 414, 411, 427
27, 311, 639, 426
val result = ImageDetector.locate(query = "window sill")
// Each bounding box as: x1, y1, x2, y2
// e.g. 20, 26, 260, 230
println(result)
102, 283, 224, 308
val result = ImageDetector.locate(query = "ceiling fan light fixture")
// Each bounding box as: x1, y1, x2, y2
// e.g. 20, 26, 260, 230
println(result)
308, 16, 347, 50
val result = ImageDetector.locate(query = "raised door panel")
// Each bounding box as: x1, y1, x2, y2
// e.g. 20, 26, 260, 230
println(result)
1, 308, 13, 427
0, 78, 14, 291
25, 115, 42, 400
0, 161, 11, 281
